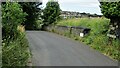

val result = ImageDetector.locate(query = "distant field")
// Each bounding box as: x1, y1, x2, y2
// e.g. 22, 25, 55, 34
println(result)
56, 18, 119, 60
57, 18, 110, 27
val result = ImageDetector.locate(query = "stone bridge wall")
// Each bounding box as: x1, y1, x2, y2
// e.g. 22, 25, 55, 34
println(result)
46, 25, 91, 37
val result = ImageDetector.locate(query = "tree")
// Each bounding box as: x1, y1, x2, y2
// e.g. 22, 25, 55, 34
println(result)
100, 1, 120, 39
2, 2, 27, 40
41, 0, 61, 30
19, 2, 42, 30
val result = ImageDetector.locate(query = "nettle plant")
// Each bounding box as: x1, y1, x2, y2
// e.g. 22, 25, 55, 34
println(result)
2, 1, 27, 41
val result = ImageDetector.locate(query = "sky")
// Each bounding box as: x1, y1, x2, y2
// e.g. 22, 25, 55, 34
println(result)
41, 0, 102, 15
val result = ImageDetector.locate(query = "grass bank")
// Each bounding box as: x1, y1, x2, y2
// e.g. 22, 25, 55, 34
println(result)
54, 18, 119, 61
2, 25, 31, 66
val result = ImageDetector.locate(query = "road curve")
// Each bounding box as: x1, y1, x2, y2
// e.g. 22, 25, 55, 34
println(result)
26, 31, 118, 66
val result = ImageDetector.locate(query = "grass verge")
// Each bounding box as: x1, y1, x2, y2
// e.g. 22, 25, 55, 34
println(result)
50, 18, 119, 61
2, 26, 31, 66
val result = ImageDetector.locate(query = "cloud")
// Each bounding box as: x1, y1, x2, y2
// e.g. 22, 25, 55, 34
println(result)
59, 0, 100, 4
59, 0, 100, 8
42, 0, 102, 15
42, 0, 100, 8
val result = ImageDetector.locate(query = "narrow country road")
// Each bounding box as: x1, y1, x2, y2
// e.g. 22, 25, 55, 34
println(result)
26, 31, 118, 66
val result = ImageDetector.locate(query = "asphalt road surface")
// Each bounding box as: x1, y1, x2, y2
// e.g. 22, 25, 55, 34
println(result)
26, 31, 118, 66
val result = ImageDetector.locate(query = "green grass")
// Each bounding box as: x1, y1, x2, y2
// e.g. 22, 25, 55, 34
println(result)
2, 32, 30, 66
55, 17, 119, 61
57, 18, 109, 27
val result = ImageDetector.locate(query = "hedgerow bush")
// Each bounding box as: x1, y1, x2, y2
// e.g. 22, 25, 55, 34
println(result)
2, 1, 30, 66
2, 1, 27, 41
56, 18, 119, 60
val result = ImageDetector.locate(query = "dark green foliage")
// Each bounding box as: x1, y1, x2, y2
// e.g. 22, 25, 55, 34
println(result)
100, 2, 120, 18
19, 2, 42, 30
41, 1, 61, 30
2, 2, 27, 40
100, 2, 120, 39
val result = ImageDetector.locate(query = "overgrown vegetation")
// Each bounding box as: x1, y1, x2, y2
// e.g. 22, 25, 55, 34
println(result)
2, 2, 30, 66
2, 31, 30, 66
55, 18, 119, 61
